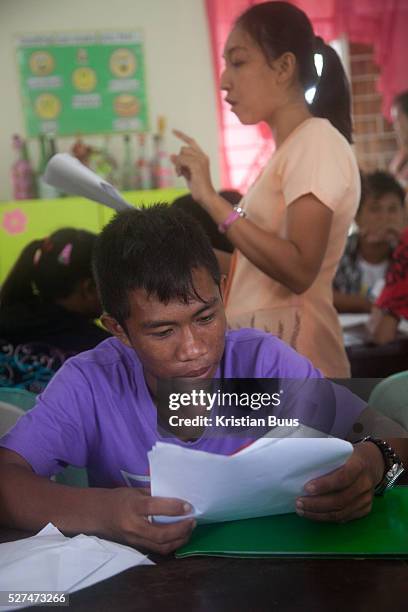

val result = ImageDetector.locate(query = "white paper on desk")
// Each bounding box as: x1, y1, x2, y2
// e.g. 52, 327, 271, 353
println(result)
0, 523, 153, 611
149, 436, 353, 524
44, 153, 133, 211
339, 313, 370, 329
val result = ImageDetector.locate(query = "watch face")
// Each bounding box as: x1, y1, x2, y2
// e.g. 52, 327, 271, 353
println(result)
387, 464, 401, 478
386, 465, 405, 489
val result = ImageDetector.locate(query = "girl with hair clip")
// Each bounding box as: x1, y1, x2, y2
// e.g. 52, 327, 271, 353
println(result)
0, 228, 110, 357
171, 1, 360, 377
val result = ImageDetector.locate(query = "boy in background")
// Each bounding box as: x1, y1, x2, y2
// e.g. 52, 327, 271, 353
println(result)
369, 227, 408, 344
333, 171, 406, 313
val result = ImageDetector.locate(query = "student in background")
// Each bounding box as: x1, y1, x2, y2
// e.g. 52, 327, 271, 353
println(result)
0, 205, 406, 553
389, 91, 408, 190
0, 228, 110, 357
171, 1, 360, 377
172, 190, 240, 275
368, 227, 408, 344
333, 171, 406, 313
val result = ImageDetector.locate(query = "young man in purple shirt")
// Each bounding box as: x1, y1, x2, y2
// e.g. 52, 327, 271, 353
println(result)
0, 205, 406, 554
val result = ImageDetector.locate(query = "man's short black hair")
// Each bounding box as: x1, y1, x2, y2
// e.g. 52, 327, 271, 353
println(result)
93, 204, 221, 326
358, 170, 405, 215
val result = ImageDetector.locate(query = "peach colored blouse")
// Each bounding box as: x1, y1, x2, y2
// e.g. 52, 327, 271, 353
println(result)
225, 118, 360, 377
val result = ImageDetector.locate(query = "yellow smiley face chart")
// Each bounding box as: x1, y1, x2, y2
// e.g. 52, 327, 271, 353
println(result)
113, 94, 140, 117
109, 48, 137, 78
17, 31, 148, 136
72, 67, 97, 92
34, 93, 62, 120
29, 51, 55, 76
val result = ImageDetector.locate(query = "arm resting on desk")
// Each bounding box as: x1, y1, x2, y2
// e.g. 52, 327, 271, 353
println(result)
296, 439, 408, 523
333, 290, 372, 314
296, 409, 408, 524
368, 307, 399, 345
0, 448, 195, 554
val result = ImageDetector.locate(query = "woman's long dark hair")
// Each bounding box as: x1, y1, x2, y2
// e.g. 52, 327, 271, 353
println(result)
0, 228, 96, 307
235, 1, 352, 142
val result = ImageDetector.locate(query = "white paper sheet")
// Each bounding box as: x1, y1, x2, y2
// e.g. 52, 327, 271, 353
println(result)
44, 153, 133, 211
339, 313, 370, 329
149, 436, 353, 524
0, 524, 153, 611
339, 313, 408, 334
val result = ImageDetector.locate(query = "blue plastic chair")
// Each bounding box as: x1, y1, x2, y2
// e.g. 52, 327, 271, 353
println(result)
0, 402, 25, 437
0, 386, 88, 487
0, 387, 36, 412
368, 371, 408, 430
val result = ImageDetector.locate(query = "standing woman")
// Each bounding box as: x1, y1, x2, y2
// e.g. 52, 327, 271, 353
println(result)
171, 1, 360, 377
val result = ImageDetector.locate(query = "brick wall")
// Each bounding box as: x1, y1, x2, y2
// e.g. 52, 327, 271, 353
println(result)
350, 42, 398, 173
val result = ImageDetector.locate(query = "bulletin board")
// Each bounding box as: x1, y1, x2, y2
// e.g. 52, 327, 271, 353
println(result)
16, 31, 149, 137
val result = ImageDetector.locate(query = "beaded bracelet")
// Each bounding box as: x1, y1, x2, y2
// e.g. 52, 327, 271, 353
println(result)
218, 205, 246, 234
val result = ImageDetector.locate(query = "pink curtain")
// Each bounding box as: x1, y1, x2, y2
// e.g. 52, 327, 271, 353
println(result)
205, 0, 408, 189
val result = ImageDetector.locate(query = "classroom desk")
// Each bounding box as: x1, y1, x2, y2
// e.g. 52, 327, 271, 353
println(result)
344, 324, 408, 378
1, 516, 408, 612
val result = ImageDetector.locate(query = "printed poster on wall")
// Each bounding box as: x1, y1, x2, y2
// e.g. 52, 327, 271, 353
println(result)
17, 31, 149, 136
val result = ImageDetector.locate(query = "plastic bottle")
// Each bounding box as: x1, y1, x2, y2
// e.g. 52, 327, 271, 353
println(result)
89, 135, 118, 186
135, 133, 151, 190
71, 136, 92, 166
37, 134, 60, 199
151, 116, 173, 189
121, 134, 134, 191
11, 134, 36, 200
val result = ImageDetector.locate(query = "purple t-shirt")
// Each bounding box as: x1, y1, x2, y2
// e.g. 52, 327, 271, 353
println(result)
0, 329, 365, 487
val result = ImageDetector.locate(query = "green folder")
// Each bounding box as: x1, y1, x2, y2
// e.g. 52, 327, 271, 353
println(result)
176, 486, 408, 558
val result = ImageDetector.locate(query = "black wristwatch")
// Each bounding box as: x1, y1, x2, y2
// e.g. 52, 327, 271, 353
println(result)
357, 436, 405, 495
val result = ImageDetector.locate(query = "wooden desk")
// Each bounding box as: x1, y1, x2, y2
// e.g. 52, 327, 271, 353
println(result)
344, 324, 408, 378
1, 524, 408, 612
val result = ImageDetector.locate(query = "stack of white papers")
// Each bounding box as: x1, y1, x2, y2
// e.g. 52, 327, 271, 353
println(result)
0, 523, 153, 611
149, 437, 352, 524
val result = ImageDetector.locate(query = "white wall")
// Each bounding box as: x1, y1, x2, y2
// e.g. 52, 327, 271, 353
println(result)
0, 0, 220, 201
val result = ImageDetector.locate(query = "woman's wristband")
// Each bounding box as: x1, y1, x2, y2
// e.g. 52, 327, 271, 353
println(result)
218, 205, 246, 234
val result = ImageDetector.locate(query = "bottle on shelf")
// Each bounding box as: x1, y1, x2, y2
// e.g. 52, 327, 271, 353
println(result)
71, 135, 92, 166
135, 133, 152, 190
89, 135, 118, 186
121, 134, 134, 191
36, 134, 60, 199
11, 134, 36, 200
150, 116, 173, 189
48, 134, 58, 158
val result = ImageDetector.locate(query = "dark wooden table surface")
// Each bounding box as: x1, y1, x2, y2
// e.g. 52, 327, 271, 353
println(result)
1, 525, 408, 612
344, 324, 408, 378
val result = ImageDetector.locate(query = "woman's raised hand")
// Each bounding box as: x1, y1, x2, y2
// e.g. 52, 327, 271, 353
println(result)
171, 129, 216, 208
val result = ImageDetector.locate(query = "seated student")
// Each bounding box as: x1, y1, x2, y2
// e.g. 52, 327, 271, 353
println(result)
172, 190, 241, 275
333, 171, 406, 313
369, 227, 408, 344
389, 90, 408, 189
0, 228, 110, 357
0, 206, 406, 555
